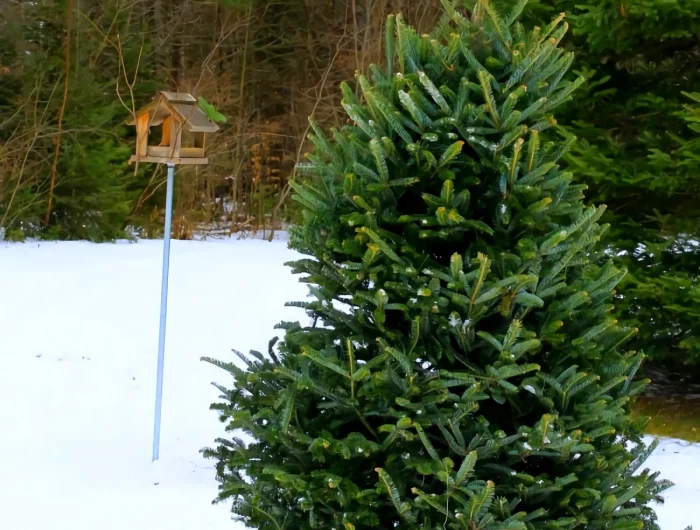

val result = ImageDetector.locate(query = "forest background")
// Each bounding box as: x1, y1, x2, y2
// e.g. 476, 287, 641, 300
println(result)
1, 0, 699, 372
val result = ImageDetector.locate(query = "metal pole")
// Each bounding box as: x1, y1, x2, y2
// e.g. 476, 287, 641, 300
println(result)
153, 163, 175, 461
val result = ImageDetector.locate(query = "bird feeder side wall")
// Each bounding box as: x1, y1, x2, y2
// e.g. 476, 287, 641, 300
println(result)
137, 113, 149, 157
161, 116, 173, 147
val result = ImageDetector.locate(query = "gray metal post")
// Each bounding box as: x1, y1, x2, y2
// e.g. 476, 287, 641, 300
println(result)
153, 163, 175, 461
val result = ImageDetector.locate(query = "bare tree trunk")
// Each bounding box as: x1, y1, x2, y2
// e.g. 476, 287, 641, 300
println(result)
44, 0, 74, 227
230, 4, 252, 235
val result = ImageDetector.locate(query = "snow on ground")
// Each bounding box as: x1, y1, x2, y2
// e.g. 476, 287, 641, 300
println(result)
0, 238, 697, 530
0, 237, 306, 530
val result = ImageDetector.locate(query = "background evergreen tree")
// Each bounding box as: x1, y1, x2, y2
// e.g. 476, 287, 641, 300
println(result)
506, 0, 700, 367
204, 2, 670, 529
0, 0, 158, 241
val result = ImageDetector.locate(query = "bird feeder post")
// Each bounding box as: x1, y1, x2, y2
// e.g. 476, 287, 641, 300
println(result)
152, 162, 174, 462
125, 91, 220, 461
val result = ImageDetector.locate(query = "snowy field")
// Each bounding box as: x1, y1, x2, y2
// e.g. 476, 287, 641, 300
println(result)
0, 238, 697, 530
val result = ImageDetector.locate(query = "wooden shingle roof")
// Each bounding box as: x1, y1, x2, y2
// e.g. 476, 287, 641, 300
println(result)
125, 91, 220, 133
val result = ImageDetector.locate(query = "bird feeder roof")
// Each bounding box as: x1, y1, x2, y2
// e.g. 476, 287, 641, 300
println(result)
125, 91, 220, 133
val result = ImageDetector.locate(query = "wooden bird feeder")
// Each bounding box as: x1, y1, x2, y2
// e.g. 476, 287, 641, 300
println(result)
124, 90, 221, 461
126, 91, 219, 166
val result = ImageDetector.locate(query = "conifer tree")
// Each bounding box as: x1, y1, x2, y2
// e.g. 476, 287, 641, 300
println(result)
203, 2, 670, 529
510, 0, 700, 367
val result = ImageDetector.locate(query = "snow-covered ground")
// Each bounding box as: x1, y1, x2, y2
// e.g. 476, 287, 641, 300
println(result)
0, 238, 697, 530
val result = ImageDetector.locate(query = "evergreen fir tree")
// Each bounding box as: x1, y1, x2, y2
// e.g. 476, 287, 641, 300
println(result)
203, 2, 670, 529
0, 1, 158, 241
509, 0, 700, 367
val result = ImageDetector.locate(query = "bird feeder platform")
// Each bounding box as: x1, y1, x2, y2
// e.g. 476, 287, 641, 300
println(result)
125, 91, 220, 166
